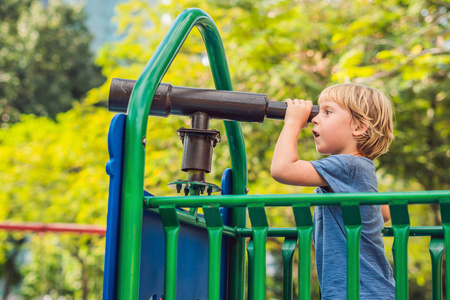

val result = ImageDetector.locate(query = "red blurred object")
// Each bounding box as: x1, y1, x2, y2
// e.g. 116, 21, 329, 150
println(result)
0, 222, 106, 235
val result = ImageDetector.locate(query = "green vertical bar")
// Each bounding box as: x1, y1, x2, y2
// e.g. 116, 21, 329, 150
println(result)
439, 198, 450, 300
282, 238, 297, 300
203, 205, 224, 300
202, 7, 249, 299
116, 8, 248, 299
292, 204, 313, 300
247, 240, 255, 300
341, 203, 362, 300
429, 237, 444, 300
159, 206, 180, 300
224, 128, 247, 300
248, 204, 269, 300
390, 202, 410, 300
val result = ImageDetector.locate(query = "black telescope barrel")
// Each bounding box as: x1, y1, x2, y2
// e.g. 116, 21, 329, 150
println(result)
108, 78, 319, 123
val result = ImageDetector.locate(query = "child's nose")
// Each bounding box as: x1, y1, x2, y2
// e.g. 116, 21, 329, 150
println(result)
311, 114, 319, 124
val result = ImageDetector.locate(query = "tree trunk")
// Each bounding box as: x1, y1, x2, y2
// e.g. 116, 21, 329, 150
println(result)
72, 250, 89, 300
3, 236, 25, 300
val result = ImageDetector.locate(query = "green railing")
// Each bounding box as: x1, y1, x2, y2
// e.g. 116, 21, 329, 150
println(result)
142, 192, 450, 300
115, 7, 450, 299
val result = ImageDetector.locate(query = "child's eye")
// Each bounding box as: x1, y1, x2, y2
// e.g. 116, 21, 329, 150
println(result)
325, 110, 331, 115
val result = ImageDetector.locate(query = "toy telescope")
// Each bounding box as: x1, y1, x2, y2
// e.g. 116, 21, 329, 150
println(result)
108, 78, 319, 123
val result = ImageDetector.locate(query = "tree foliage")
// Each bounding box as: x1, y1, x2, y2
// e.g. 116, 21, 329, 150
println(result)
328, 0, 450, 192
92, 0, 450, 298
0, 0, 448, 298
0, 0, 106, 297
0, 0, 105, 127
0, 105, 110, 299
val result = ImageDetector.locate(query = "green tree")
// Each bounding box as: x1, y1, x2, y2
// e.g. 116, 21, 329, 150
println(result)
0, 104, 111, 299
329, 0, 450, 193
0, 0, 105, 297
1, 0, 448, 298
0, 0, 105, 127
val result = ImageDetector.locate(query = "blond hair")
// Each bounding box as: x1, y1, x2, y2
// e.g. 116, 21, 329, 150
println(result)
318, 83, 394, 160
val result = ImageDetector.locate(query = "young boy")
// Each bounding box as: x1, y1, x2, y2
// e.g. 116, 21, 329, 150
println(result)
271, 83, 395, 299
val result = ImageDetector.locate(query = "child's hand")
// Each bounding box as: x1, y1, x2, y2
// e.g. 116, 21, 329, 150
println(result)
284, 98, 313, 129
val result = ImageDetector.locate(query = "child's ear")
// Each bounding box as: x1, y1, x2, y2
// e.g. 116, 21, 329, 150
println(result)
352, 121, 369, 137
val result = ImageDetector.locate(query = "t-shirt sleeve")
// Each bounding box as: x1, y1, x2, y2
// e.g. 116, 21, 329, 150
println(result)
310, 155, 351, 193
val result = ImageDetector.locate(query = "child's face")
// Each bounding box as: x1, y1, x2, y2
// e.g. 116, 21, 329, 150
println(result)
311, 100, 360, 156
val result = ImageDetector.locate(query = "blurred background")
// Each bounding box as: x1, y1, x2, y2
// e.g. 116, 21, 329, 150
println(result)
0, 0, 449, 299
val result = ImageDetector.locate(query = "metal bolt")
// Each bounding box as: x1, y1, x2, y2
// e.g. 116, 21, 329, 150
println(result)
142, 137, 147, 147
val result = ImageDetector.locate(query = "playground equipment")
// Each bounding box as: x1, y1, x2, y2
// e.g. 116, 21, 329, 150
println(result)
103, 8, 450, 300
109, 78, 318, 195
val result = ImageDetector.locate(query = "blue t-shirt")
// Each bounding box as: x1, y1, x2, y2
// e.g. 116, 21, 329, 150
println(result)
311, 154, 395, 300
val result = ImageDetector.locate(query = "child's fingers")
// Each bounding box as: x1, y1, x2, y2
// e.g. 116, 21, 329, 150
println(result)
291, 99, 312, 108
283, 98, 314, 128
297, 99, 312, 107
285, 98, 313, 110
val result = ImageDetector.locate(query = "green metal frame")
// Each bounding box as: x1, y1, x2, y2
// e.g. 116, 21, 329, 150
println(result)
142, 191, 450, 300
115, 7, 450, 300
117, 8, 247, 300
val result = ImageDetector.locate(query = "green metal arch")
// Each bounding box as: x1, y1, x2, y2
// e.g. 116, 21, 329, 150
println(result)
117, 8, 247, 299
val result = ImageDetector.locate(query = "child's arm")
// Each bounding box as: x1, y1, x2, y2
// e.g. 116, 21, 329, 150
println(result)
381, 205, 391, 223
271, 99, 328, 187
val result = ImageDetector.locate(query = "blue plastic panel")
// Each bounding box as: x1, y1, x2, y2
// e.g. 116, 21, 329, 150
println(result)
103, 114, 126, 300
139, 209, 209, 300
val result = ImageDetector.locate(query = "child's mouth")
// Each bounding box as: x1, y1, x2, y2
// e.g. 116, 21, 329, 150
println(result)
313, 130, 319, 138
